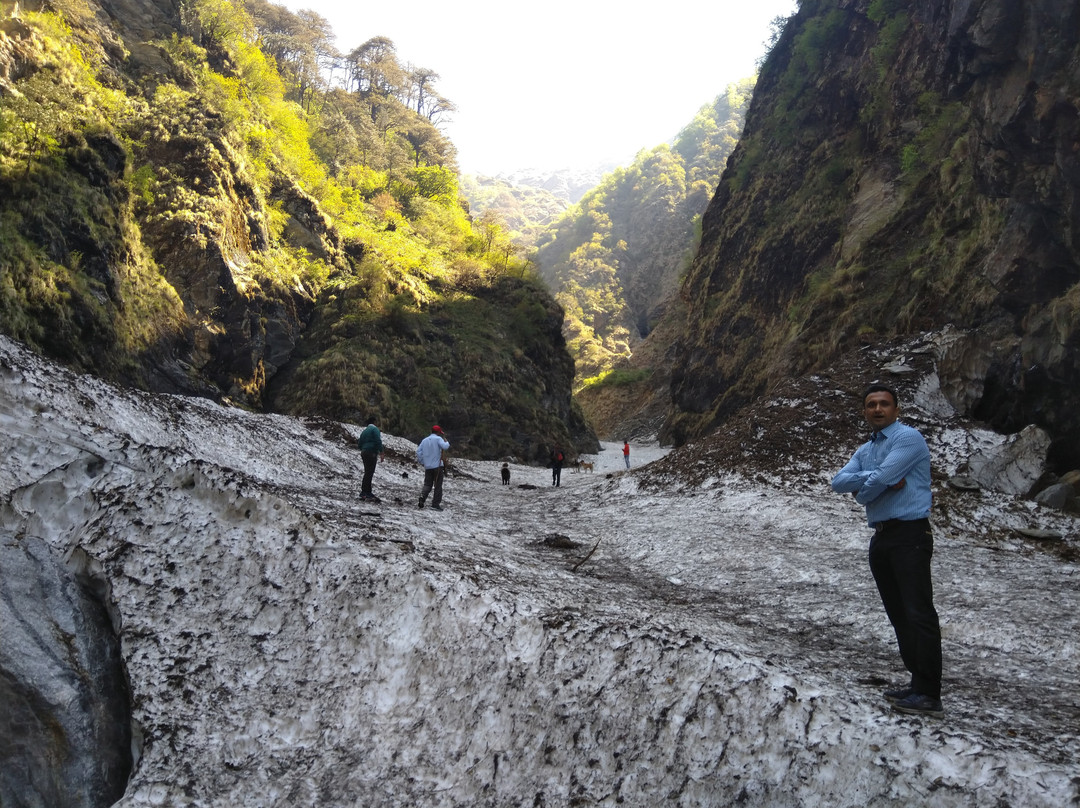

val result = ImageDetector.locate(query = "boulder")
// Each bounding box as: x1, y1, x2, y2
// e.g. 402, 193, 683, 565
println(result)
947, 475, 982, 491
966, 424, 1050, 496
1059, 469, 1080, 492
1034, 483, 1080, 512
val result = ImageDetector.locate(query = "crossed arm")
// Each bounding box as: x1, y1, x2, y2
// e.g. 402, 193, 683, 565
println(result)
832, 432, 922, 504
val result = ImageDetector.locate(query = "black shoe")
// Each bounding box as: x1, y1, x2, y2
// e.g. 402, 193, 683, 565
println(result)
892, 692, 944, 718
418, 499, 425, 509
883, 686, 914, 704
431, 504, 443, 511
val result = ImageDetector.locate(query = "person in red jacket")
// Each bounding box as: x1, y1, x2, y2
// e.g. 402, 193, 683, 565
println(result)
622, 439, 630, 469
549, 447, 564, 487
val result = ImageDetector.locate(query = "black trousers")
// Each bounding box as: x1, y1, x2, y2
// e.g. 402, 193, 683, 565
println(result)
869, 518, 942, 698
420, 467, 444, 506
360, 450, 378, 495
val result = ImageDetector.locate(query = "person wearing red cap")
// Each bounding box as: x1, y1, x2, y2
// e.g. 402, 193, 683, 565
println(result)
416, 425, 450, 510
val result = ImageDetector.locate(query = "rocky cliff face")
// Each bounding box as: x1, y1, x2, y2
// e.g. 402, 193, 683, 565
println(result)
0, 0, 595, 459
0, 0, 332, 403
269, 273, 597, 460
666, 0, 1080, 471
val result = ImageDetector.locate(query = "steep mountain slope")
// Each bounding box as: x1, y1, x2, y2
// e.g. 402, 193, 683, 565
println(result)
529, 81, 753, 437
666, 0, 1080, 471
538, 83, 752, 368
458, 173, 570, 246
268, 272, 594, 461
572, 295, 687, 440
487, 165, 616, 205
0, 0, 595, 458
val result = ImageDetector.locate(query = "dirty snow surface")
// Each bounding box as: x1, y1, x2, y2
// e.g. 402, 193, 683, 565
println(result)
1, 335, 1078, 807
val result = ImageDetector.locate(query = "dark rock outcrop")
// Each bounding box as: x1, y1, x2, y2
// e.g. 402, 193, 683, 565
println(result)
665, 0, 1080, 470
269, 274, 598, 459
0, 534, 132, 808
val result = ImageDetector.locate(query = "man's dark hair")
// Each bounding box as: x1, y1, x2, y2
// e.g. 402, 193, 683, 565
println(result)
862, 383, 898, 407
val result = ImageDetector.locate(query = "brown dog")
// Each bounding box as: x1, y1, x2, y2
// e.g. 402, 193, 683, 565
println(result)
579, 461, 594, 473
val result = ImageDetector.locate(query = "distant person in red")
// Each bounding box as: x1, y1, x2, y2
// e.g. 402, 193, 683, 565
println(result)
622, 439, 630, 469
549, 447, 564, 487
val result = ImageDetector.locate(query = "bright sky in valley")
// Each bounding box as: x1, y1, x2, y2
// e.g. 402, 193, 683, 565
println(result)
281, 0, 798, 176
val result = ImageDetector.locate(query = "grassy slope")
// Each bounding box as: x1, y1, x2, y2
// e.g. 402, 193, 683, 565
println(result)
0, 0, 596, 458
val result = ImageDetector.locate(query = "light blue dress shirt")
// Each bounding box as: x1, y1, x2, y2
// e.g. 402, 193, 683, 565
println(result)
831, 420, 932, 526
416, 433, 450, 469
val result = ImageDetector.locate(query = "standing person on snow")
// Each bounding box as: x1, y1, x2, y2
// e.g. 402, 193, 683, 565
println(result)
622, 439, 631, 469
831, 383, 943, 718
416, 425, 450, 510
550, 447, 564, 487
357, 417, 384, 503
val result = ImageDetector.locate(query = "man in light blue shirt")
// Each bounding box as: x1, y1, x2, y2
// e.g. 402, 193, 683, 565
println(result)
832, 384, 943, 718
416, 425, 450, 510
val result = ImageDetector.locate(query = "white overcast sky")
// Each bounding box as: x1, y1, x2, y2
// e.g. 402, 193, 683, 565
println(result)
280, 0, 798, 176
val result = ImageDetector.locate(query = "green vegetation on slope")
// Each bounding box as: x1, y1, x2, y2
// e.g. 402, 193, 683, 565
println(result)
0, 0, 594, 457
458, 174, 570, 247
0, 4, 188, 381
272, 271, 585, 460
532, 79, 755, 389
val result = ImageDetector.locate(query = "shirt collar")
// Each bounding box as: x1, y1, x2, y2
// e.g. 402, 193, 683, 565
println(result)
871, 420, 902, 442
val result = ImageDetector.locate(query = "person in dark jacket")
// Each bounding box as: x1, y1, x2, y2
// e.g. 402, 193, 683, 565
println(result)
550, 447, 564, 487
357, 417, 384, 503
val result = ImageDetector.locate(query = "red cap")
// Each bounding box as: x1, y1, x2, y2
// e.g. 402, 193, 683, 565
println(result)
432, 425, 443, 434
